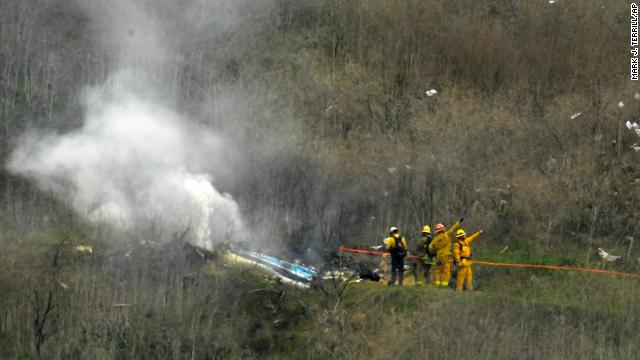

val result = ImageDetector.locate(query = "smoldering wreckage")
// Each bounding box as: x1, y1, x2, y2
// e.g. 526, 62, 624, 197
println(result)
73, 238, 394, 290
72, 229, 634, 293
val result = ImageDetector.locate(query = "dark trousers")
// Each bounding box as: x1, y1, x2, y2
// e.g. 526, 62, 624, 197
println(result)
413, 260, 433, 284
389, 256, 405, 286
424, 263, 432, 283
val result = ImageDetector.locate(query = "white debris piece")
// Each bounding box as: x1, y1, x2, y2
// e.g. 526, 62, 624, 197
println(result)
618, 101, 625, 108
625, 121, 640, 137
59, 282, 69, 290
597, 248, 621, 262
635, 92, 640, 100
387, 167, 397, 174
425, 89, 438, 96
548, 0, 556, 3
570, 112, 581, 120
631, 144, 640, 152
626, 120, 638, 130
371, 245, 383, 250
404, 164, 412, 170
74, 245, 93, 254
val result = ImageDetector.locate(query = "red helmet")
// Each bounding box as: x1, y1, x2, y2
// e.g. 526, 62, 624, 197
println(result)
435, 223, 446, 233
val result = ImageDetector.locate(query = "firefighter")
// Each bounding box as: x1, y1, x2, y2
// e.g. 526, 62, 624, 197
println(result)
414, 225, 434, 285
385, 227, 408, 286
454, 228, 483, 292
428, 218, 463, 288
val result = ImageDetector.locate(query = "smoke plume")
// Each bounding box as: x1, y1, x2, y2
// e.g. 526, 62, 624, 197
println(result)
7, 0, 246, 248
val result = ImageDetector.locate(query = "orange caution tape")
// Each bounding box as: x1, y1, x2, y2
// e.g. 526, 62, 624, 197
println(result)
338, 246, 415, 258
338, 246, 640, 279
472, 260, 640, 278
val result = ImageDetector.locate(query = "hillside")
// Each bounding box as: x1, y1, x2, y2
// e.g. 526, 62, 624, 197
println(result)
0, 0, 639, 359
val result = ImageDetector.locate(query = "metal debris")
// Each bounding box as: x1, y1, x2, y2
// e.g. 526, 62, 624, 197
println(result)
597, 248, 621, 262
74, 245, 93, 254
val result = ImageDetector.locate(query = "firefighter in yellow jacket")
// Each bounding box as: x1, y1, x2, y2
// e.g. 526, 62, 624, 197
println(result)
428, 218, 462, 288
454, 228, 483, 292
385, 227, 408, 286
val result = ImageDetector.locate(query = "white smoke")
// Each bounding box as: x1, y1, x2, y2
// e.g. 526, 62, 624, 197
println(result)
6, 0, 253, 248
8, 75, 242, 248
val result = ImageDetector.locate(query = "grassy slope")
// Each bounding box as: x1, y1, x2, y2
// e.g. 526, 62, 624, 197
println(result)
276, 270, 640, 359
264, 243, 640, 359
1, 230, 639, 359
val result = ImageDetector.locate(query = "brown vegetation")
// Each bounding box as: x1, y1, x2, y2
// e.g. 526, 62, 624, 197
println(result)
1, 0, 639, 358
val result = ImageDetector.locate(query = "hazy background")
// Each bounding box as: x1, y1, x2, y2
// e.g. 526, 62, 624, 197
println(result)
1, 1, 639, 359
1, 0, 635, 260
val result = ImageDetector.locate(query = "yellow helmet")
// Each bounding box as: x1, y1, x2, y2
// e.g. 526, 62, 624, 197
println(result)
456, 229, 466, 238
422, 225, 431, 234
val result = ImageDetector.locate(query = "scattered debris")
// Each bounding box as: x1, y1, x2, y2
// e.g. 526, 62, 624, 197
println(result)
618, 101, 625, 108
499, 246, 509, 254
570, 112, 581, 120
230, 250, 317, 288
358, 268, 381, 282
322, 270, 356, 281
597, 248, 621, 262
628, 122, 640, 137
425, 89, 438, 96
631, 144, 640, 152
74, 245, 93, 254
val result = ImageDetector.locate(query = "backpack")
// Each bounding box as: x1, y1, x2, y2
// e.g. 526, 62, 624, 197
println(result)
390, 237, 407, 258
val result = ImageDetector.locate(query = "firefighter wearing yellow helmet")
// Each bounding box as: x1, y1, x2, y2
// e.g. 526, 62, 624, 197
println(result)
428, 218, 463, 288
413, 225, 434, 285
454, 228, 483, 292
